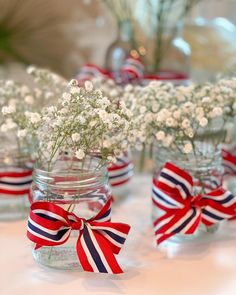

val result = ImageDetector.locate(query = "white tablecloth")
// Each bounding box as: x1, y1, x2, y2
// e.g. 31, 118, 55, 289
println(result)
1, 174, 236, 295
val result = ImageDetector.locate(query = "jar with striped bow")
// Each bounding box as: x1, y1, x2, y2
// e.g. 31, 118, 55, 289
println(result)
221, 122, 236, 195
222, 145, 236, 195
0, 144, 33, 221
108, 152, 134, 202
29, 156, 112, 270
152, 142, 230, 245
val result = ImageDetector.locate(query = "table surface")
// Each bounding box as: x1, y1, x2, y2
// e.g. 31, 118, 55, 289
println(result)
1, 174, 236, 295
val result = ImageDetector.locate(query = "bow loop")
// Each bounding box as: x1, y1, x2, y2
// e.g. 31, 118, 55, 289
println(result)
189, 194, 203, 208
222, 148, 236, 175
27, 199, 130, 274
152, 162, 236, 244
156, 162, 194, 200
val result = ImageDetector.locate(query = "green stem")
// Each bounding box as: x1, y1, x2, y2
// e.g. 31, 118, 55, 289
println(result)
139, 143, 146, 172
153, 0, 165, 73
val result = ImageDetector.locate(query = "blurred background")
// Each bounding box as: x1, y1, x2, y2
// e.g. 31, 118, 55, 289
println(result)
0, 0, 235, 82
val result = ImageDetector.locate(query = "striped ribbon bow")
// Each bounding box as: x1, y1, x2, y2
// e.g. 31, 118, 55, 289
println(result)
152, 162, 236, 244
222, 148, 236, 176
0, 167, 33, 196
76, 56, 144, 85
108, 154, 134, 187
27, 199, 130, 274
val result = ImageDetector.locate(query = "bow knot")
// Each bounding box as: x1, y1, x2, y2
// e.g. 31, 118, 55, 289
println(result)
189, 194, 202, 208
152, 162, 236, 244
27, 199, 130, 274
70, 217, 85, 231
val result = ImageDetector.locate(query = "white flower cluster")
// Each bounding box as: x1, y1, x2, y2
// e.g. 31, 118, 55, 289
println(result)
0, 66, 68, 143
0, 80, 34, 137
91, 77, 123, 100
123, 79, 233, 154
122, 83, 160, 151
27, 66, 68, 108
27, 79, 132, 168
210, 77, 236, 119
1, 69, 236, 165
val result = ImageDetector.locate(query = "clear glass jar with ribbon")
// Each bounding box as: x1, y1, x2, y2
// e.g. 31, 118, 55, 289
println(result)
222, 121, 236, 195
27, 156, 130, 273
222, 146, 236, 195
108, 151, 134, 202
0, 133, 33, 221
152, 140, 236, 245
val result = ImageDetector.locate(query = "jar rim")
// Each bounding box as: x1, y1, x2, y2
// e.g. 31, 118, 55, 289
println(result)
33, 156, 108, 190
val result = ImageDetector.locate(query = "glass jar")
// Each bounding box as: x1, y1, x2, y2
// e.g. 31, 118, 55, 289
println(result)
183, 17, 236, 83
105, 20, 191, 85
31, 156, 111, 270
154, 23, 191, 76
0, 135, 33, 221
108, 152, 134, 202
222, 121, 236, 195
152, 141, 224, 244
142, 22, 191, 85
105, 20, 135, 78
222, 146, 236, 195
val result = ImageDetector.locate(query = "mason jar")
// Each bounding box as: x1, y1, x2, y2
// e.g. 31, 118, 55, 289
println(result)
222, 146, 236, 195
222, 121, 236, 195
105, 20, 135, 78
0, 143, 33, 221
152, 141, 224, 244
108, 152, 134, 202
30, 156, 111, 270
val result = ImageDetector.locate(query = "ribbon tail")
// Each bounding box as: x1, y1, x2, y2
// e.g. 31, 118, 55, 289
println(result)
154, 212, 176, 244
89, 221, 131, 254
90, 199, 112, 222
34, 244, 43, 250
154, 207, 201, 245
77, 225, 124, 274
202, 202, 236, 226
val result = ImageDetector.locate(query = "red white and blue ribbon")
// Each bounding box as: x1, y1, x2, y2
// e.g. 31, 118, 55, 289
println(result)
152, 162, 236, 244
222, 148, 236, 176
141, 72, 190, 86
76, 64, 112, 83
0, 167, 33, 196
27, 199, 130, 274
120, 57, 145, 82
108, 154, 134, 187
76, 56, 144, 85
76, 58, 189, 86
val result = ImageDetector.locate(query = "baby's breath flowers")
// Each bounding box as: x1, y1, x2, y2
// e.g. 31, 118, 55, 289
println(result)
211, 77, 236, 120
24, 79, 132, 170
0, 80, 34, 137
123, 79, 233, 156
123, 81, 179, 150
151, 82, 226, 154
0, 66, 68, 143
91, 77, 123, 100
26, 65, 68, 108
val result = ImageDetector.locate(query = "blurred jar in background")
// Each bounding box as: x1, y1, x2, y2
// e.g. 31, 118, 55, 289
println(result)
0, 132, 33, 220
